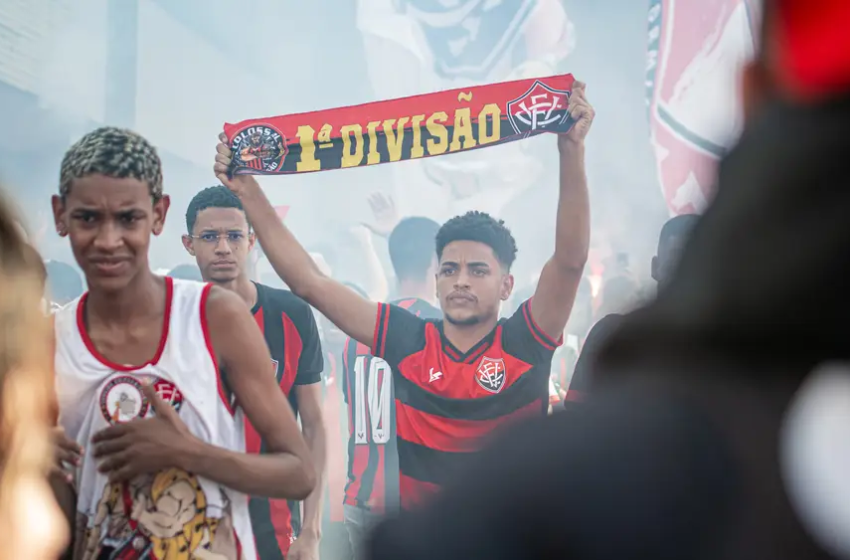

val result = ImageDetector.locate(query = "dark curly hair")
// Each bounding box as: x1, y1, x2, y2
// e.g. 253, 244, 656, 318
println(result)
435, 211, 518, 270
185, 185, 250, 233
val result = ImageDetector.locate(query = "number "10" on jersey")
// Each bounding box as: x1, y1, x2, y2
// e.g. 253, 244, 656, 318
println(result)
353, 356, 393, 445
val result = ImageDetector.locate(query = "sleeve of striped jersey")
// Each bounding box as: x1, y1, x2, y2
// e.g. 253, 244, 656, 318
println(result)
341, 337, 359, 405
502, 299, 563, 363
371, 303, 427, 368
294, 301, 324, 385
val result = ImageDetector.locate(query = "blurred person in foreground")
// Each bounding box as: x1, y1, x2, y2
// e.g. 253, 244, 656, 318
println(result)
214, 84, 593, 514
0, 192, 69, 560
364, 0, 850, 558
341, 216, 442, 559
183, 185, 326, 560
50, 127, 315, 559
566, 213, 699, 404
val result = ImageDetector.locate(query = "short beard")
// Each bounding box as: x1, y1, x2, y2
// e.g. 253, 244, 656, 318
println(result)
445, 313, 481, 326
206, 273, 239, 284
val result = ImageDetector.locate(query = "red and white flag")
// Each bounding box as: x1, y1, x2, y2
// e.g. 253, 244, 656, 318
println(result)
646, 0, 761, 216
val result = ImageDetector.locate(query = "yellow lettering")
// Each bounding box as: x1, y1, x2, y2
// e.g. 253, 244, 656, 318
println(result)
410, 115, 426, 159
317, 124, 333, 146
340, 124, 364, 168
425, 112, 449, 155
365, 121, 381, 165
382, 118, 409, 162
477, 104, 501, 145
449, 108, 476, 152
296, 125, 320, 172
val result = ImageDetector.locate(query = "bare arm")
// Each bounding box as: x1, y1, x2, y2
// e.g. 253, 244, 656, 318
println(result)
181, 287, 316, 499
530, 83, 594, 339
294, 383, 326, 539
214, 135, 379, 347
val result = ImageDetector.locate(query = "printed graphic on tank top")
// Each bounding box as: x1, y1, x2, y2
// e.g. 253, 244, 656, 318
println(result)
53, 277, 256, 560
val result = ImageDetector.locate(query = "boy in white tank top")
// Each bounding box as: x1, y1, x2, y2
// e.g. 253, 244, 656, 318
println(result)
50, 127, 317, 560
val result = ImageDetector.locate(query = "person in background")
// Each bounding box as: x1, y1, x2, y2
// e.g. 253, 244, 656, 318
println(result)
51, 127, 315, 559
550, 276, 593, 402
651, 214, 701, 292
166, 263, 203, 281
567, 213, 699, 404
183, 185, 326, 560
44, 260, 84, 309
0, 190, 69, 560
342, 216, 442, 560
214, 82, 593, 513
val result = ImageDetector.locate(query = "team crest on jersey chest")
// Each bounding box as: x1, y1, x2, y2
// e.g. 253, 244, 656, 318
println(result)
476, 356, 507, 394
99, 374, 185, 425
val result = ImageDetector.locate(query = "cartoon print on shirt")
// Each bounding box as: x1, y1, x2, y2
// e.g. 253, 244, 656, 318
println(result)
82, 469, 238, 560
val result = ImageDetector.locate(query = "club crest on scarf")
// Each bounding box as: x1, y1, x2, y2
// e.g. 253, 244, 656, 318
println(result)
230, 124, 287, 174
398, 0, 537, 80
507, 80, 572, 136
476, 356, 506, 394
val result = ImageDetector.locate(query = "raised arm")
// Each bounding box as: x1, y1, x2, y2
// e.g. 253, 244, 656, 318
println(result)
214, 134, 379, 347
530, 82, 594, 339
185, 287, 316, 499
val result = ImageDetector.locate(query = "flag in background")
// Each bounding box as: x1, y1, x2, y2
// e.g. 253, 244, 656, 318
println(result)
274, 205, 290, 221
357, 0, 576, 222
646, 0, 761, 216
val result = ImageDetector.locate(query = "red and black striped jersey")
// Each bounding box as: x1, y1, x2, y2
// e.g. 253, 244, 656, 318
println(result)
370, 298, 561, 510
221, 282, 324, 560
341, 297, 441, 514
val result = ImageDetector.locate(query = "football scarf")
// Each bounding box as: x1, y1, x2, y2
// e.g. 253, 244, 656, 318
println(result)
223, 74, 576, 176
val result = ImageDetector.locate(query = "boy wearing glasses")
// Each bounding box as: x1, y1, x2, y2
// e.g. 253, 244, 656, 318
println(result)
183, 185, 327, 560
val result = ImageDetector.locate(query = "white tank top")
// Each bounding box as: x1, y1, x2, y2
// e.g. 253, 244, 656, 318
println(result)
54, 277, 257, 560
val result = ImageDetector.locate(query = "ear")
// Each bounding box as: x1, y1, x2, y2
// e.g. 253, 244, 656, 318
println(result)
152, 195, 170, 236
248, 231, 256, 253
500, 273, 514, 301
181, 234, 195, 256
51, 195, 67, 237
650, 255, 659, 282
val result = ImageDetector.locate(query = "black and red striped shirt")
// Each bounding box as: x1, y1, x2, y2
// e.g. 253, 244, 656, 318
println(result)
342, 297, 441, 514
222, 282, 323, 560
370, 298, 561, 510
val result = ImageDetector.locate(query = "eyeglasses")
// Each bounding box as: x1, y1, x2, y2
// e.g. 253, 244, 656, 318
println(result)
190, 231, 248, 246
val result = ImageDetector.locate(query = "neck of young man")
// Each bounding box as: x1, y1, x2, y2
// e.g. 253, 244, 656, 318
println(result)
213, 273, 258, 309
442, 315, 500, 353
396, 277, 434, 305
87, 270, 164, 326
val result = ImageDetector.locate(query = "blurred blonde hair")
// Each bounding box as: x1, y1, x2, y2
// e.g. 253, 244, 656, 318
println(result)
0, 189, 66, 559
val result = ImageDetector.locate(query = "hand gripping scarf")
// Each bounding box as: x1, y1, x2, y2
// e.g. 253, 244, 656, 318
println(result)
223, 74, 577, 176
